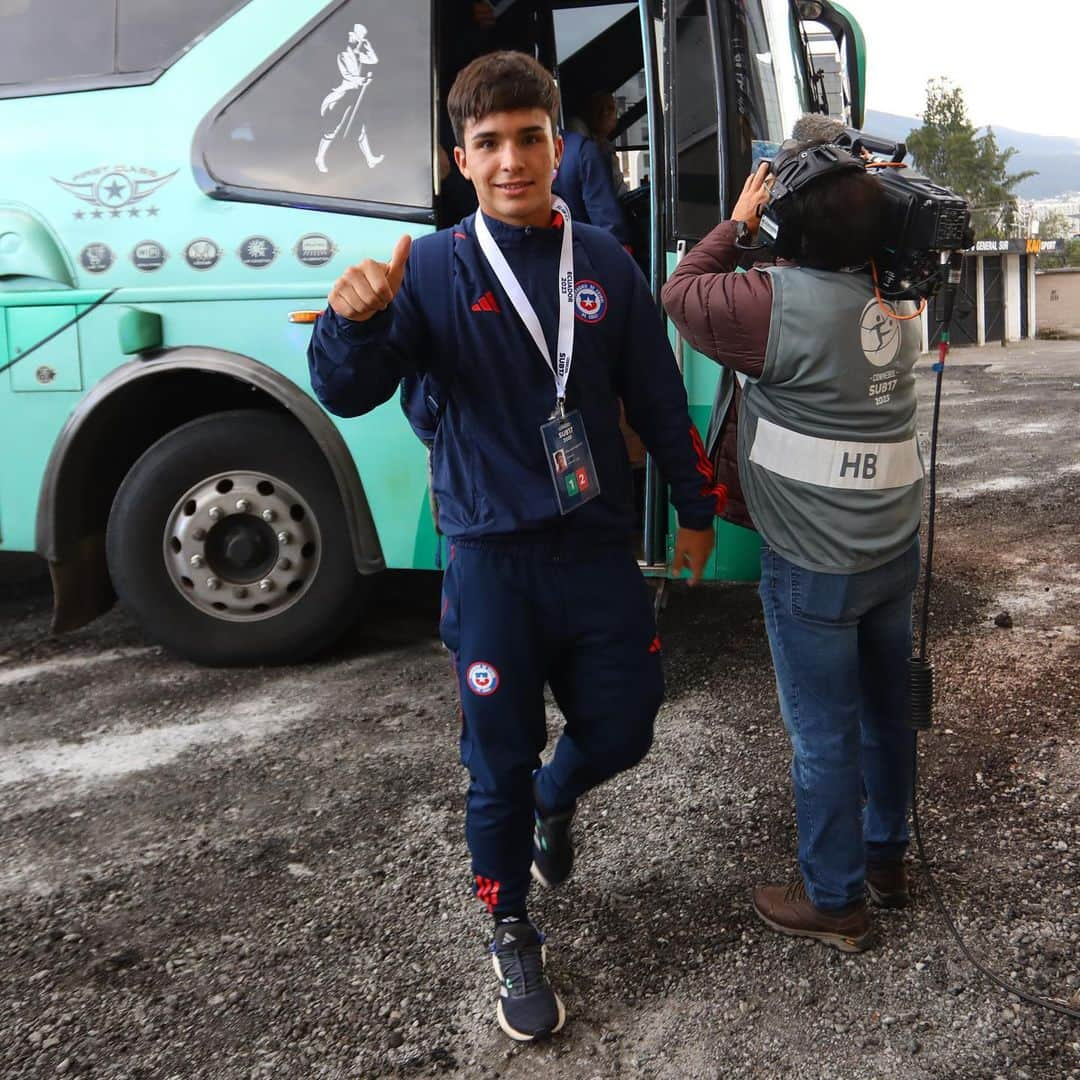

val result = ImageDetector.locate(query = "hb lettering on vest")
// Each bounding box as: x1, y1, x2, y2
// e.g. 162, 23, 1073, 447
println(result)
839, 451, 878, 480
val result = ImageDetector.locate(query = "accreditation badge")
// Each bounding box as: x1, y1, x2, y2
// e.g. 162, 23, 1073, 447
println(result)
540, 409, 601, 515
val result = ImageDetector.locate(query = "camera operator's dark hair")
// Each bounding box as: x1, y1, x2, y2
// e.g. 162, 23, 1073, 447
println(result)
447, 51, 560, 146
794, 170, 884, 271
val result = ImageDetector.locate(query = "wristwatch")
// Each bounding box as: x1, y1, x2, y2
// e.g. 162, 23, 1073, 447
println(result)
734, 220, 757, 249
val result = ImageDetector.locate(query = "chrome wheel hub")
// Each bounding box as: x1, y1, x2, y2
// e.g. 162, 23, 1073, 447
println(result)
164, 471, 321, 622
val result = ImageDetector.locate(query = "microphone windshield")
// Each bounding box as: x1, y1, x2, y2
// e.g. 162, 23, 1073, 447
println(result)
790, 113, 846, 145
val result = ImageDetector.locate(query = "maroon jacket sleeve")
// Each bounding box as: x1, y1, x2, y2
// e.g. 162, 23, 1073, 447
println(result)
661, 220, 772, 378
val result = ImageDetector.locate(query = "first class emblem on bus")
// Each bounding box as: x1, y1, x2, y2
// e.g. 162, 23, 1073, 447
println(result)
51, 165, 178, 220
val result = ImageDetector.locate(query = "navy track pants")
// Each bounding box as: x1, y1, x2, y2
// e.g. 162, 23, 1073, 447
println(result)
439, 539, 664, 916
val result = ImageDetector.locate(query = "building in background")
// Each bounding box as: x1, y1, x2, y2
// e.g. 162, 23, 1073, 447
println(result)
1036, 268, 1080, 338
1016, 194, 1080, 238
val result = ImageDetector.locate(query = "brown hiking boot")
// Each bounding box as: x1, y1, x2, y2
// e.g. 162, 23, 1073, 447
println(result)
865, 861, 910, 909
752, 880, 872, 953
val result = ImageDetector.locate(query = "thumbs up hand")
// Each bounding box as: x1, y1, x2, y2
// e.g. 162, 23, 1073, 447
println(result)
328, 234, 412, 322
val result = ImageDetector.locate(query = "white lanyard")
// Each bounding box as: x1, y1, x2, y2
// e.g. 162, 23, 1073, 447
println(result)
474, 196, 575, 414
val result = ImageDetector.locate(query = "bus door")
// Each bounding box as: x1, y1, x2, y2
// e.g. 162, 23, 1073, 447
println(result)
665, 0, 790, 582
543, 0, 668, 565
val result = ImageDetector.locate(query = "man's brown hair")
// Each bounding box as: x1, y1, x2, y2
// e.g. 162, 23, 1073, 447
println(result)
447, 51, 560, 147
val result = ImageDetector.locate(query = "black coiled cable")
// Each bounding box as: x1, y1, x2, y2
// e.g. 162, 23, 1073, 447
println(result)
909, 260, 1080, 1020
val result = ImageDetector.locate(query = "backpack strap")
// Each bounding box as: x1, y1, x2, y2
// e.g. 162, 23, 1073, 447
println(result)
399, 225, 458, 442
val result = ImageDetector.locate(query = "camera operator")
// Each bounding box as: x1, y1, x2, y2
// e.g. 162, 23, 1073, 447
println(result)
662, 148, 924, 953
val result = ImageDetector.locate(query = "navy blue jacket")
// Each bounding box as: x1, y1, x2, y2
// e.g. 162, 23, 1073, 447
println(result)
308, 212, 721, 546
552, 131, 631, 246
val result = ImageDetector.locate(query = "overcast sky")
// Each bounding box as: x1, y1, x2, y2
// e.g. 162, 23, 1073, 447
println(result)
854, 1, 1078, 138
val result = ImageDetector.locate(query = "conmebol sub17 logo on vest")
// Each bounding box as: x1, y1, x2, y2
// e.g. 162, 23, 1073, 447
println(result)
859, 299, 901, 367
574, 280, 607, 323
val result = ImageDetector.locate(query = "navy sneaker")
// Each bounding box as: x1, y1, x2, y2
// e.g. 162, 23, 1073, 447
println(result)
530, 787, 575, 889
490, 921, 566, 1041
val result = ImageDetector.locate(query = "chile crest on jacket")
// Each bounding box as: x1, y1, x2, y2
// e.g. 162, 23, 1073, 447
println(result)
466, 661, 500, 696
574, 279, 607, 324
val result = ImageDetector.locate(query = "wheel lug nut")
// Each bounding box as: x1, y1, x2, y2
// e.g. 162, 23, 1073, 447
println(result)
190, 554, 204, 568
208, 506, 223, 521
192, 528, 207, 541
233, 586, 248, 599
258, 578, 274, 592
278, 558, 292, 571
262, 509, 276, 523
236, 498, 251, 513
206, 577, 220, 591
277, 531, 292, 545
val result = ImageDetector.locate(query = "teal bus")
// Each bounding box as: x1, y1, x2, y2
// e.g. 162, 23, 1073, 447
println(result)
0, 0, 864, 665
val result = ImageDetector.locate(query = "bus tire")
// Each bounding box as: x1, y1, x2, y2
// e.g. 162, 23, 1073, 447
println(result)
106, 409, 364, 666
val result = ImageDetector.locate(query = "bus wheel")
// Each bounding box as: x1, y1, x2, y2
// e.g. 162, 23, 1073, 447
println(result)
106, 410, 363, 666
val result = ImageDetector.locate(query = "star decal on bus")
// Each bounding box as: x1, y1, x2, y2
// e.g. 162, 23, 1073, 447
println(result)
52, 165, 178, 219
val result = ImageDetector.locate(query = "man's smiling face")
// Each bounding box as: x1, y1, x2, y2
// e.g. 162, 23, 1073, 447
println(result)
454, 108, 563, 229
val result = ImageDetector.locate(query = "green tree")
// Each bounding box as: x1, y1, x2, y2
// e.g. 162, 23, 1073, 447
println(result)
1035, 212, 1080, 267
906, 79, 1035, 240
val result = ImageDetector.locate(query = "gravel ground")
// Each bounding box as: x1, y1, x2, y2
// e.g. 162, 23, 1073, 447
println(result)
0, 340, 1077, 1079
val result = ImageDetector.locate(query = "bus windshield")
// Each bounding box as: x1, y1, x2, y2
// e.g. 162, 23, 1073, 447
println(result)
727, 0, 786, 149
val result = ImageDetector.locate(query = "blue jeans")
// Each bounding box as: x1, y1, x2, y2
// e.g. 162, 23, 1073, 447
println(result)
758, 539, 920, 911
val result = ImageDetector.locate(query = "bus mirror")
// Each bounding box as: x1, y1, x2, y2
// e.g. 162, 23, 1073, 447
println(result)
798, 2, 866, 130
832, 3, 866, 129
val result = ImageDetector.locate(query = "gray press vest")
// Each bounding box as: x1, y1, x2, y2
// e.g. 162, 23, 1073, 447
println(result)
734, 265, 924, 574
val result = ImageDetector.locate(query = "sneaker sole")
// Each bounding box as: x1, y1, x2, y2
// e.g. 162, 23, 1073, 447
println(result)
491, 950, 566, 1041
752, 903, 873, 954
866, 881, 910, 909
496, 994, 566, 1042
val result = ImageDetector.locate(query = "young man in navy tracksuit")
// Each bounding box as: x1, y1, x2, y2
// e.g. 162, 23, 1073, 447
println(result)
308, 51, 722, 1042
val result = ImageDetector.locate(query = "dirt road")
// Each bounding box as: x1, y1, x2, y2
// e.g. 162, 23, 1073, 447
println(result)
1, 341, 1077, 1079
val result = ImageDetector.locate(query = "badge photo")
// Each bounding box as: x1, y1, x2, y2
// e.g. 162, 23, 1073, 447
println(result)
466, 661, 500, 696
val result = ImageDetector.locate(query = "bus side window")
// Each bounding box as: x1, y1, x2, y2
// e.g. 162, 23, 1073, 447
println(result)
117, 0, 252, 72
723, 0, 784, 162
201, 0, 432, 213
0, 0, 112, 87
0, 0, 248, 94
670, 0, 721, 240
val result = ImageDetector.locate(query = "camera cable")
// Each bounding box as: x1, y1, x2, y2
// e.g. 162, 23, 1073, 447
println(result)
906, 253, 1080, 1020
